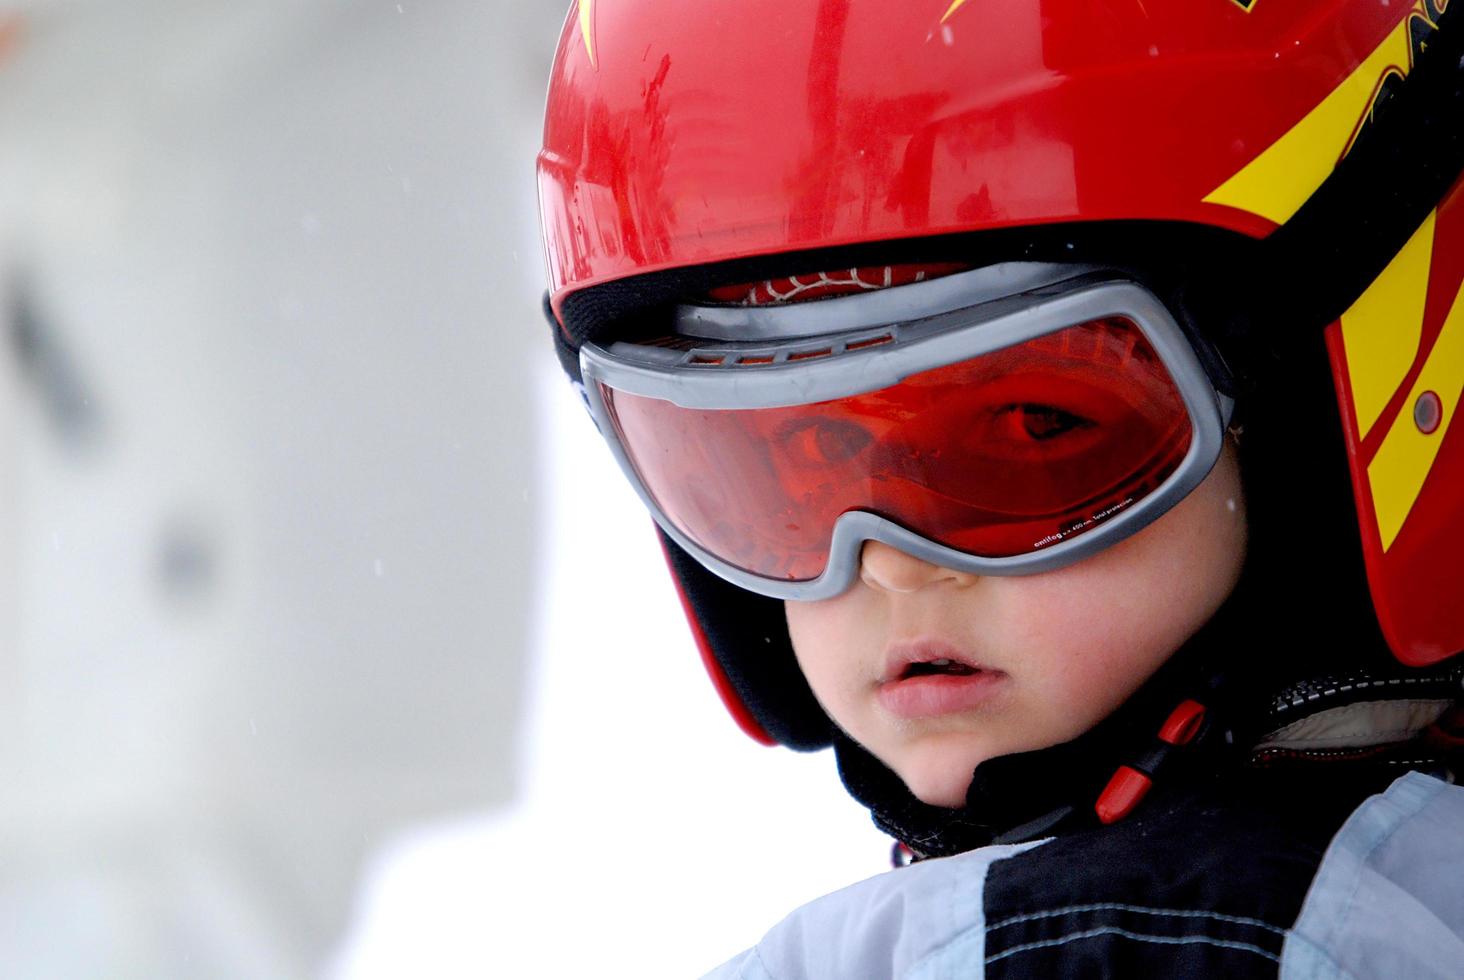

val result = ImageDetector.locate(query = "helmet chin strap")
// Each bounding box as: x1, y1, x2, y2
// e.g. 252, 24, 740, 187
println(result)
833, 687, 1227, 862
834, 564, 1325, 860
841, 634, 1464, 864
834, 620, 1238, 861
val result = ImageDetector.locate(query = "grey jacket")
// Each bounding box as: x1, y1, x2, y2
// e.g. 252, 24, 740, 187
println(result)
705, 772, 1464, 979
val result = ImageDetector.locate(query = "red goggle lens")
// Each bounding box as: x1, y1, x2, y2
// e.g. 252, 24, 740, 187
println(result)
602, 317, 1192, 581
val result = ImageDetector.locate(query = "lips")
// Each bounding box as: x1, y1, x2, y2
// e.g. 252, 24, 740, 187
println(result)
881, 639, 985, 682
878, 638, 1007, 719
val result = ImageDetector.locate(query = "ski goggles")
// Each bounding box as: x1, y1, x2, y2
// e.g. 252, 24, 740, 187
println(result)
580, 263, 1235, 602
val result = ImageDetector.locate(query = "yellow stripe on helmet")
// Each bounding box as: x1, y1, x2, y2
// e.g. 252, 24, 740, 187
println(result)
1339, 210, 1435, 442
1367, 275, 1464, 551
1203, 12, 1415, 225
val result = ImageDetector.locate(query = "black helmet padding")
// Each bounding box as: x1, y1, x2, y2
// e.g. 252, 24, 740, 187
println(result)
657, 527, 835, 750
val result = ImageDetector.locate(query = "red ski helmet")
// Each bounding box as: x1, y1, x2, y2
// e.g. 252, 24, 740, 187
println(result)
538, 0, 1464, 748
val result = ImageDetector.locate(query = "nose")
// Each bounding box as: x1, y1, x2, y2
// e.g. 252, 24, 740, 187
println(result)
858, 540, 981, 594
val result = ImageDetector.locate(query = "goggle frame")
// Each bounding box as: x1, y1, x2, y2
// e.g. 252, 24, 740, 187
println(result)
581, 263, 1235, 602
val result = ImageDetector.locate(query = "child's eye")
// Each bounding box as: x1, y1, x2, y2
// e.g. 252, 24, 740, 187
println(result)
778, 418, 874, 465
997, 403, 1096, 442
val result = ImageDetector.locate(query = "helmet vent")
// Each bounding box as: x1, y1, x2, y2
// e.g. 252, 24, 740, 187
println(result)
682, 331, 894, 369
708, 264, 970, 306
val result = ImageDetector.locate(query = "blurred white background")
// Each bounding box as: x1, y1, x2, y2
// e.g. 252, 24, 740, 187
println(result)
0, 2, 888, 977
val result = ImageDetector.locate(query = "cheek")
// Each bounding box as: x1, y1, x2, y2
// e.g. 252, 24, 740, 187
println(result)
1012, 449, 1247, 723
784, 595, 863, 706
995, 586, 1149, 731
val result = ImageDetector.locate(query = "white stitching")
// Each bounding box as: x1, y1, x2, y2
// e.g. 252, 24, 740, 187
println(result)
1279, 675, 1435, 710
984, 926, 1281, 965
760, 268, 890, 302
986, 902, 1286, 936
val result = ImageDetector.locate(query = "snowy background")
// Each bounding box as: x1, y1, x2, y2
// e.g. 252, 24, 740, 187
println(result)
0, 2, 886, 977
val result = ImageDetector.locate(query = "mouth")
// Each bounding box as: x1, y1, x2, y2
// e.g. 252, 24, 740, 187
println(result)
898, 657, 980, 679
881, 639, 987, 683
878, 639, 1006, 719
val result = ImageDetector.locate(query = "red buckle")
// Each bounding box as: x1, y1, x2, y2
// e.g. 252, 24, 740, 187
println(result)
1096, 766, 1152, 825
1158, 699, 1207, 745
1095, 700, 1207, 825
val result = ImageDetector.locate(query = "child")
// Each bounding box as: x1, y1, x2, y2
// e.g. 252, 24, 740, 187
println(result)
537, 0, 1464, 975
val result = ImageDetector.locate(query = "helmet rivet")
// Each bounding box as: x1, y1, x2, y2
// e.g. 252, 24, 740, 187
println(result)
1414, 390, 1443, 435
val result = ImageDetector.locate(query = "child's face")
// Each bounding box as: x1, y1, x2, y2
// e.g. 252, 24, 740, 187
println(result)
785, 438, 1247, 808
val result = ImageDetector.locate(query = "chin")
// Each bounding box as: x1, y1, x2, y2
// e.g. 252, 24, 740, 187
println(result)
899, 755, 980, 809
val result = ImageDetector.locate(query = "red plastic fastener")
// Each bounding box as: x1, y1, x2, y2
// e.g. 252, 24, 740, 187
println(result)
1158, 699, 1207, 746
1095, 765, 1153, 825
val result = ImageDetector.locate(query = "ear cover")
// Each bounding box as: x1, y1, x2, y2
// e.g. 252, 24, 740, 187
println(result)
656, 527, 834, 750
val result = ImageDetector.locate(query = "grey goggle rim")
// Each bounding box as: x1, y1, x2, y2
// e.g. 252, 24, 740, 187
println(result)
579, 269, 1235, 602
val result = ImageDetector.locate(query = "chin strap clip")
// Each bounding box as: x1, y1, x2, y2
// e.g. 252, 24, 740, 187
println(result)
1095, 699, 1208, 825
